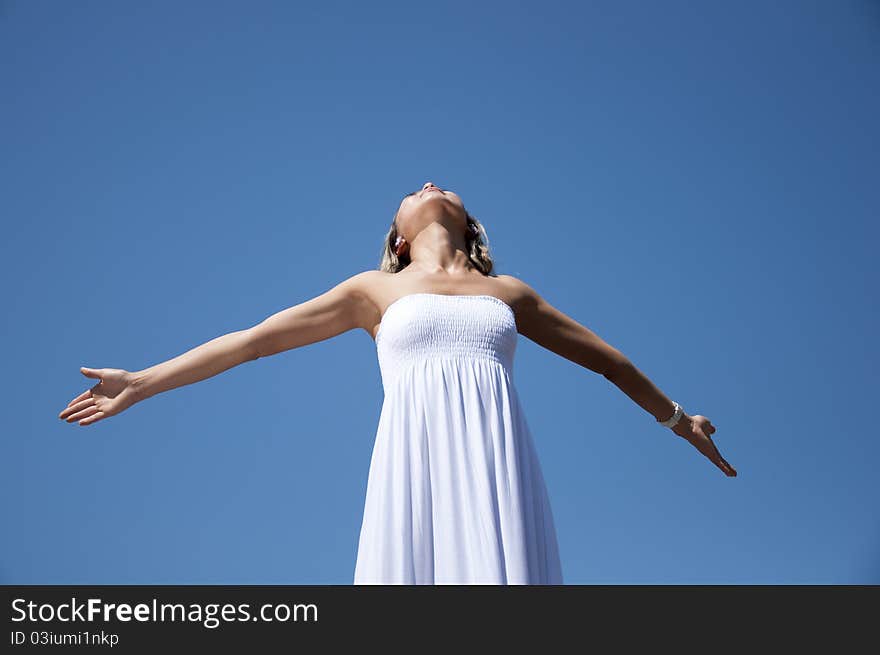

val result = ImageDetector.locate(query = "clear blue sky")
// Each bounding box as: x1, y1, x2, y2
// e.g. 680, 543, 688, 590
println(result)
2, 0, 877, 584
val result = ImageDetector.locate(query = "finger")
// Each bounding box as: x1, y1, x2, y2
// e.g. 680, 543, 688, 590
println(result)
61, 398, 95, 420
721, 457, 737, 476
67, 390, 91, 408
707, 438, 726, 464
707, 449, 731, 476
701, 437, 734, 476
713, 449, 735, 476
67, 405, 100, 423
62, 397, 96, 416
79, 411, 105, 426
81, 367, 104, 380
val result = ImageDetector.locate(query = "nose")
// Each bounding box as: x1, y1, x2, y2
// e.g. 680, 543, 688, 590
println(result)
423, 181, 437, 191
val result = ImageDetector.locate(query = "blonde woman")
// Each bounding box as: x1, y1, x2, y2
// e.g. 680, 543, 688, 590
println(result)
58, 180, 736, 585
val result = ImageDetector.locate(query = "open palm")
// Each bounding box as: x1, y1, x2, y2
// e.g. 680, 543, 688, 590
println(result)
58, 367, 139, 426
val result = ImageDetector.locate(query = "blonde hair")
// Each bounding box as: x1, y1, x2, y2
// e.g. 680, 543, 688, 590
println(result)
378, 206, 496, 276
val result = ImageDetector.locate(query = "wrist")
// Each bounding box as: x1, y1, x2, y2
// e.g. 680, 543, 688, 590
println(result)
657, 401, 691, 435
129, 369, 153, 402
671, 413, 692, 437
657, 401, 684, 428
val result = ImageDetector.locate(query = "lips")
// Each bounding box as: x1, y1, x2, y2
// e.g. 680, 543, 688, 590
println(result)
423, 187, 442, 195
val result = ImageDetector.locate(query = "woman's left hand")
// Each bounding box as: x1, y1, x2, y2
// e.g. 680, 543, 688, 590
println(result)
673, 414, 737, 477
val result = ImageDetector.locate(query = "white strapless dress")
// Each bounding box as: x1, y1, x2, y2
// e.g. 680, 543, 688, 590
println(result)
353, 293, 563, 584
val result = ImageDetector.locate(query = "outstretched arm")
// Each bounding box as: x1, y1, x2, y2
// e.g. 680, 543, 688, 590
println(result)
59, 271, 378, 426
499, 274, 736, 477
132, 270, 375, 398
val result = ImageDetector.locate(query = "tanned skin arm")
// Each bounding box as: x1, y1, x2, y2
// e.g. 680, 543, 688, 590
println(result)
495, 274, 736, 477
58, 270, 382, 426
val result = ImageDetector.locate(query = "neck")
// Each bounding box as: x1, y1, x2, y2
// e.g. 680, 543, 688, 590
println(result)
406, 223, 476, 276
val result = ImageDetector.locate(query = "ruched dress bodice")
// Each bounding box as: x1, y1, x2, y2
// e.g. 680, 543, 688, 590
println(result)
375, 293, 517, 391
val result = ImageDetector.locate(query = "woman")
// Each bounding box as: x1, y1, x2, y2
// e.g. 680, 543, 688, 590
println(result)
58, 180, 736, 584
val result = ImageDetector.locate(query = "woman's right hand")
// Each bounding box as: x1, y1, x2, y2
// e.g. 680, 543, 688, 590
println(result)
58, 367, 142, 426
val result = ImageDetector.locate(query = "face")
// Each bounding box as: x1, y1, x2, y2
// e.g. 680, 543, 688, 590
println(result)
393, 181, 467, 253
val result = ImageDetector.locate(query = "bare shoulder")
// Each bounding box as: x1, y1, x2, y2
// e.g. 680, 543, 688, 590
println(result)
345, 269, 397, 307
340, 269, 387, 297
493, 273, 571, 334
281, 269, 388, 337
243, 269, 387, 358
493, 274, 542, 312
341, 269, 409, 330
334, 269, 389, 322
495, 273, 628, 375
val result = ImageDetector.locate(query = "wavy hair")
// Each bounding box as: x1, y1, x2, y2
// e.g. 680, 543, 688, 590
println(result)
378, 204, 496, 276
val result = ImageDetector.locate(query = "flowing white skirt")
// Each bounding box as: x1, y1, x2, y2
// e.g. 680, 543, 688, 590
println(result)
353, 357, 563, 584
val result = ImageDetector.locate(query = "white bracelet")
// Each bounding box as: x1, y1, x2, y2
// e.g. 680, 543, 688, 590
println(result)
659, 401, 684, 428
